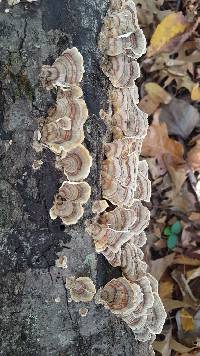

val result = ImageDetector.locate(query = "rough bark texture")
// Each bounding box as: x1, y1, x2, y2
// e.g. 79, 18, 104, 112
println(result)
0, 1, 150, 355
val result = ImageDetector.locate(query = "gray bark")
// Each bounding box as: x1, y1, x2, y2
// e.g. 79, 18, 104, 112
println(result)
0, 1, 150, 355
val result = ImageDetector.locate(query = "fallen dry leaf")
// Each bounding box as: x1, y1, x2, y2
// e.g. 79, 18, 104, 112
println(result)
164, 182, 196, 213
166, 163, 188, 194
170, 338, 197, 353
153, 327, 172, 356
139, 82, 171, 115
145, 82, 171, 103
171, 270, 197, 305
181, 225, 193, 248
163, 298, 192, 313
143, 42, 200, 97
187, 140, 200, 171
160, 98, 200, 140
147, 12, 197, 57
174, 255, 200, 267
186, 267, 200, 282
146, 157, 166, 179
159, 280, 174, 299
142, 112, 185, 168
180, 309, 195, 332
134, 0, 171, 39
189, 212, 200, 221
150, 253, 175, 281
191, 84, 200, 101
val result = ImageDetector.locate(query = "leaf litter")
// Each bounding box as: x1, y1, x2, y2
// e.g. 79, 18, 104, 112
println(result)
135, 0, 200, 353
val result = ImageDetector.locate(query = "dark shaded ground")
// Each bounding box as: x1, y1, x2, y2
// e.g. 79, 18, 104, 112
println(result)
0, 1, 150, 355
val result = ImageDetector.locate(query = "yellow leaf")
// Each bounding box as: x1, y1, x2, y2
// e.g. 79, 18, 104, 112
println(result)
191, 84, 200, 101
174, 255, 200, 266
145, 82, 172, 105
139, 83, 172, 115
159, 280, 174, 299
148, 12, 191, 57
180, 309, 195, 332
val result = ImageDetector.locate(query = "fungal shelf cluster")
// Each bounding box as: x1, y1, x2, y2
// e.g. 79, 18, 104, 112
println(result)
86, 0, 166, 344
40, 47, 92, 225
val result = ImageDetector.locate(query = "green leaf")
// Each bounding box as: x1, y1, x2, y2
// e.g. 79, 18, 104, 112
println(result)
171, 221, 182, 235
164, 226, 171, 236
167, 234, 178, 250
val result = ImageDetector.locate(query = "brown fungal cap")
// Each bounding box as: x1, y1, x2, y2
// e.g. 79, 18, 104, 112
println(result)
102, 54, 140, 88
134, 160, 151, 202
99, 28, 146, 58
41, 118, 85, 154
50, 182, 91, 225
56, 145, 92, 181
104, 138, 142, 159
66, 276, 96, 303
99, 277, 142, 315
59, 181, 91, 204
40, 47, 84, 90
50, 199, 84, 226
121, 243, 147, 282
86, 220, 135, 253
55, 255, 68, 269
92, 200, 109, 214
48, 93, 88, 127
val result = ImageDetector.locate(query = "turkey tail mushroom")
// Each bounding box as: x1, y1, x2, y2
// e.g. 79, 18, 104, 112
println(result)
56, 145, 92, 181
40, 47, 84, 90
92, 0, 166, 343
40, 47, 92, 226
66, 276, 96, 302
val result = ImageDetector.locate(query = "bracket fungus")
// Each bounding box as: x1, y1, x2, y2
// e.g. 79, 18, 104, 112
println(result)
50, 181, 91, 225
40, 47, 92, 226
40, 47, 84, 90
56, 144, 92, 181
85, 0, 167, 345
92, 200, 109, 214
102, 54, 140, 88
98, 276, 166, 342
66, 276, 96, 303
99, 277, 143, 315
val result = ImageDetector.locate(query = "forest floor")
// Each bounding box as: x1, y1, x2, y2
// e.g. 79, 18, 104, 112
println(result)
136, 0, 200, 355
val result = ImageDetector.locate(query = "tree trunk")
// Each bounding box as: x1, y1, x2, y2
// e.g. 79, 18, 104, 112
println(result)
0, 1, 150, 354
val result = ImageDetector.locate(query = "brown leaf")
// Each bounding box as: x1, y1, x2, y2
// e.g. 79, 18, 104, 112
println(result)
174, 255, 200, 266
181, 225, 193, 248
163, 298, 192, 312
187, 139, 200, 171
142, 112, 185, 168
153, 327, 172, 356
164, 182, 196, 213
160, 98, 200, 140
166, 164, 188, 194
138, 95, 157, 115
189, 212, 200, 221
171, 270, 197, 305
139, 82, 171, 115
150, 253, 175, 281
170, 338, 197, 353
